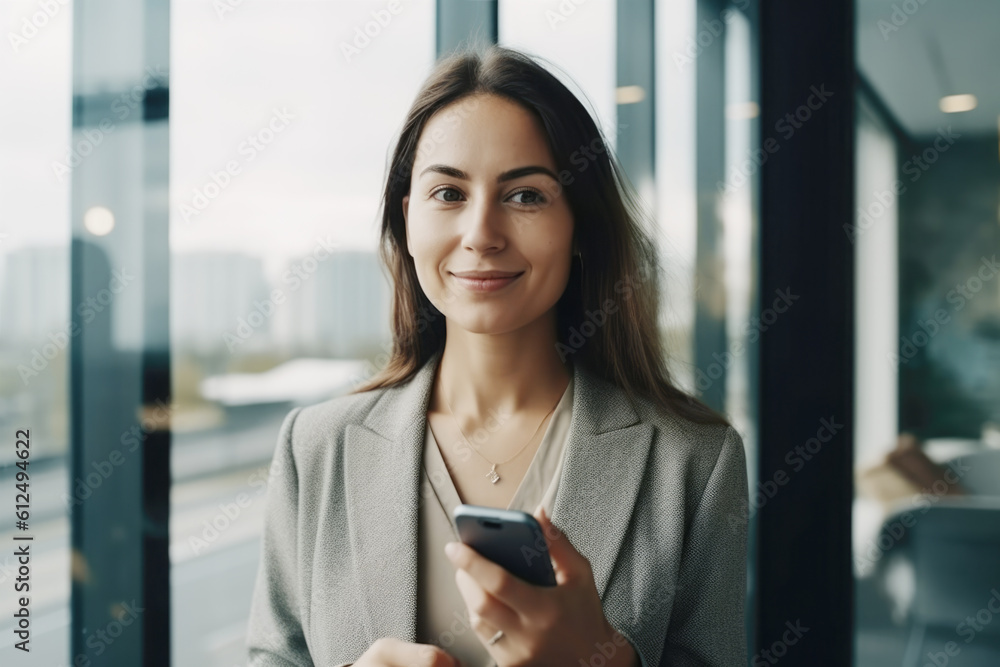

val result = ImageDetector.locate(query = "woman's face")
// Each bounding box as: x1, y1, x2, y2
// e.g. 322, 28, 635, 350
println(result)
403, 93, 575, 336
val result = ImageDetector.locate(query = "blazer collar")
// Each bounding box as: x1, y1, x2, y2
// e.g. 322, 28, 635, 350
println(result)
342, 347, 655, 644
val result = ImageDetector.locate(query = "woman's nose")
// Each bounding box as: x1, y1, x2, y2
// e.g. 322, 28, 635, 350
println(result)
459, 194, 506, 252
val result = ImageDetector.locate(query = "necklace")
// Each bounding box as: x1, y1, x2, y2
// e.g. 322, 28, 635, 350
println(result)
442, 388, 563, 485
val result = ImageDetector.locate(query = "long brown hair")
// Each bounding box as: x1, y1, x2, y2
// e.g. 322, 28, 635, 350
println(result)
350, 44, 728, 427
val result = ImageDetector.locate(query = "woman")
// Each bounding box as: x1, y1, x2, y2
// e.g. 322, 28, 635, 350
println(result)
247, 45, 748, 667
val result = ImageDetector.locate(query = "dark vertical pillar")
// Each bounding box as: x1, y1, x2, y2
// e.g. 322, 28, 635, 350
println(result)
437, 0, 498, 56
742, 2, 763, 652
69, 0, 171, 664
755, 0, 855, 663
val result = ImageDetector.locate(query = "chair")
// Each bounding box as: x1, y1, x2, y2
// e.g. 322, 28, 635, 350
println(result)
942, 449, 1000, 496
896, 498, 1000, 667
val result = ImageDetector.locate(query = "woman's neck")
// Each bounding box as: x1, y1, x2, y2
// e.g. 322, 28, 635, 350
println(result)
431, 327, 572, 420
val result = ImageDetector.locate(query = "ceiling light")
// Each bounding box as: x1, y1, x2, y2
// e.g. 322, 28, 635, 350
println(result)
726, 101, 760, 120
616, 85, 645, 105
83, 206, 115, 236
939, 94, 977, 113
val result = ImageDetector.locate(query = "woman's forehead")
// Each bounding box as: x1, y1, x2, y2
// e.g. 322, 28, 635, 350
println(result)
414, 95, 557, 174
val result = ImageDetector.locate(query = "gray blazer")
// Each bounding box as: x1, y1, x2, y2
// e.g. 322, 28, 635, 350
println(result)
246, 348, 748, 667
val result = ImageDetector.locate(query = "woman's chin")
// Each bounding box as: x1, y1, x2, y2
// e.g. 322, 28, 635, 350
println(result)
444, 312, 524, 336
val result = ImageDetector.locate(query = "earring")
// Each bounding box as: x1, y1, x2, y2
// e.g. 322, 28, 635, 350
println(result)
575, 252, 584, 292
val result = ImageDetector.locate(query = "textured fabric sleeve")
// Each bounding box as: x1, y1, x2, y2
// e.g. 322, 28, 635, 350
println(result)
659, 426, 749, 667
246, 407, 315, 666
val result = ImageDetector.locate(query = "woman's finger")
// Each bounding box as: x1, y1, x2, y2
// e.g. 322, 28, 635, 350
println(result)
364, 635, 460, 666
454, 567, 521, 629
445, 540, 537, 611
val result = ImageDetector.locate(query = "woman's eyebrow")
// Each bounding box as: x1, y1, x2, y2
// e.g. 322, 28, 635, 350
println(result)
418, 164, 558, 182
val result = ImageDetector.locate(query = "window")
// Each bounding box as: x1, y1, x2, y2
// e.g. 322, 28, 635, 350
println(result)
169, 2, 435, 664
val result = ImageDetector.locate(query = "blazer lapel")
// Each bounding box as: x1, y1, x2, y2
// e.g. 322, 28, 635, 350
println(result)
549, 366, 654, 602
343, 348, 654, 646
343, 351, 440, 645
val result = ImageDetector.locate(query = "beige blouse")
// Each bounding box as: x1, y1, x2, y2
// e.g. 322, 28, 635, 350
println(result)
415, 373, 575, 667
334, 375, 574, 667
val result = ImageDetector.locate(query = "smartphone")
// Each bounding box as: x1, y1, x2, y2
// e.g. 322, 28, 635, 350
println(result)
452, 504, 557, 587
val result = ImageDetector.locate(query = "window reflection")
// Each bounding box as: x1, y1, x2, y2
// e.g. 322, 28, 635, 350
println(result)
854, 0, 1000, 664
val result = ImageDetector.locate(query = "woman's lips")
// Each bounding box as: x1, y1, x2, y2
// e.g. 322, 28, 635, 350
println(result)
450, 272, 524, 292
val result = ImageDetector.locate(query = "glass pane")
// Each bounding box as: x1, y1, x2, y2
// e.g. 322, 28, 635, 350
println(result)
655, 0, 759, 437
498, 0, 617, 148
720, 5, 757, 460
0, 1, 74, 664
654, 0, 699, 397
169, 2, 435, 664
854, 0, 1000, 664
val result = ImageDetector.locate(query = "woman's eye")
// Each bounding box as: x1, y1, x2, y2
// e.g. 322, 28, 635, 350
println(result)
429, 187, 545, 206
508, 189, 546, 206
431, 187, 463, 203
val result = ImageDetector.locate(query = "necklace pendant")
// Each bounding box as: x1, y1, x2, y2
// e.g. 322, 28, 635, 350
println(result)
486, 464, 500, 484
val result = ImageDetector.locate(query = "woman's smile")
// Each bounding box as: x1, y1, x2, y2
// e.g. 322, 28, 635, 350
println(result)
449, 270, 525, 292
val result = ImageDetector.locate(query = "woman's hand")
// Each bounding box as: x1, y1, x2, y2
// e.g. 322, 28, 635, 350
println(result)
444, 506, 638, 667
352, 636, 462, 667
